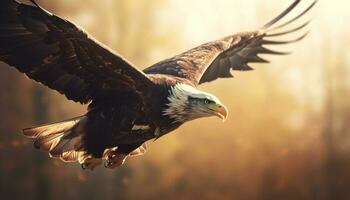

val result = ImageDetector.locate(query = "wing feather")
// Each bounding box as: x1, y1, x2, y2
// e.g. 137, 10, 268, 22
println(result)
144, 0, 317, 85
0, 0, 152, 103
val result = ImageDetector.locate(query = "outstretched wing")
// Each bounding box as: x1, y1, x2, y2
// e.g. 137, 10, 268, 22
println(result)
0, 0, 153, 104
144, 0, 317, 85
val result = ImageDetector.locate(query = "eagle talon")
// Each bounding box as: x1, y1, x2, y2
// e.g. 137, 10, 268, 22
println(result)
108, 153, 116, 160
0, 0, 316, 171
105, 153, 127, 169
104, 160, 111, 168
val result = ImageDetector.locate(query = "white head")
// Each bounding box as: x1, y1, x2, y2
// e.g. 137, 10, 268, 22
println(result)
163, 84, 228, 123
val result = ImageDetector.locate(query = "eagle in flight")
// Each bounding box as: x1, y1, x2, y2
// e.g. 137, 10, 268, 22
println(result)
0, 0, 316, 170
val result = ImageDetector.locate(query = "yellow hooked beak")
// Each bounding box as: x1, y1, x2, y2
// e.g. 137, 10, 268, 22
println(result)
210, 103, 228, 121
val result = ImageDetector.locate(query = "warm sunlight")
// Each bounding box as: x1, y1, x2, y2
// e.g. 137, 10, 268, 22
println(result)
0, 0, 349, 200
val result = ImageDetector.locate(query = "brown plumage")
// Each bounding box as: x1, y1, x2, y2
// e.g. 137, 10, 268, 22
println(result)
0, 0, 316, 170
145, 0, 317, 85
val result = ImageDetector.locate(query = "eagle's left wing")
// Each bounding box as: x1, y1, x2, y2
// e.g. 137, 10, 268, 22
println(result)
144, 0, 316, 85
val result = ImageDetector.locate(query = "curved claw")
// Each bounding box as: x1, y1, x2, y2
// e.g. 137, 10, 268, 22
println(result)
107, 153, 116, 160
104, 151, 127, 169
104, 160, 111, 168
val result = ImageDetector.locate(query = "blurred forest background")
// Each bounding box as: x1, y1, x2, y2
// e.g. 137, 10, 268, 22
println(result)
0, 0, 349, 199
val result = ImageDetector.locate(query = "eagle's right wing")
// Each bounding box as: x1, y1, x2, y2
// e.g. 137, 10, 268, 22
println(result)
0, 0, 153, 104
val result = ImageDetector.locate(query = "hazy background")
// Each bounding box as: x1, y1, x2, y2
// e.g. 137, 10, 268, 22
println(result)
0, 0, 349, 199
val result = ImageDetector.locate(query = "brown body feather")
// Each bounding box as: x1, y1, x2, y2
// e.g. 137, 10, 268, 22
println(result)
0, 0, 316, 170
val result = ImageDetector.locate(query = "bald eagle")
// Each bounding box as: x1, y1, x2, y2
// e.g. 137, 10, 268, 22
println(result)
0, 0, 316, 170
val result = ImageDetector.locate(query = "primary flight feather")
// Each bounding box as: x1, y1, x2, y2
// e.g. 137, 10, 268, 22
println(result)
0, 0, 316, 170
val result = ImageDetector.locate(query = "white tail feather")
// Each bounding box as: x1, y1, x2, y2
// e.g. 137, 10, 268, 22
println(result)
23, 117, 81, 138
23, 116, 90, 163
23, 116, 147, 170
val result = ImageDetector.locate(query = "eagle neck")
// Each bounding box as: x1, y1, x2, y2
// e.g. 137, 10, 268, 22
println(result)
162, 84, 194, 123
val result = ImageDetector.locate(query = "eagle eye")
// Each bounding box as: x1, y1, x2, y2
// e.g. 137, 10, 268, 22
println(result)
204, 99, 211, 104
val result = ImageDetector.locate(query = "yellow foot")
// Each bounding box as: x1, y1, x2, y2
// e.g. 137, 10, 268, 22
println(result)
104, 150, 127, 169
